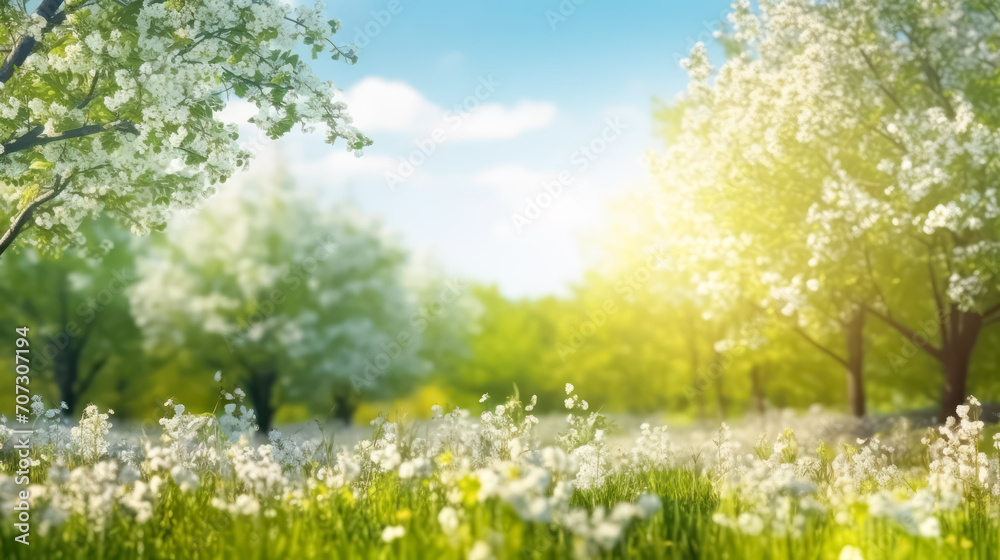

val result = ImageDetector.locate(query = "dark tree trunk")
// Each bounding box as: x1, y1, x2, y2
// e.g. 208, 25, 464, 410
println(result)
845, 308, 866, 418
54, 344, 80, 418
333, 392, 358, 425
114, 376, 131, 418
868, 302, 986, 423
938, 308, 981, 421
749, 363, 766, 415
792, 305, 867, 418
53, 273, 83, 420
246, 370, 277, 433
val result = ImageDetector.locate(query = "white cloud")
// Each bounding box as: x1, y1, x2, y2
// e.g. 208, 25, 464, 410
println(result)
341, 77, 556, 141
473, 164, 549, 203
290, 145, 428, 189
311, 150, 398, 179
473, 164, 546, 189
219, 79, 559, 149
451, 101, 557, 140
342, 77, 439, 133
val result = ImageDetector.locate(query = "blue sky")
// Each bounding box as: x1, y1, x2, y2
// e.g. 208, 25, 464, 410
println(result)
229, 0, 735, 297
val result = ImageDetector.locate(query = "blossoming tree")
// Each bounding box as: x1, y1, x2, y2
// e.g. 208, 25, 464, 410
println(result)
129, 168, 426, 431
0, 218, 142, 416
597, 185, 774, 418
660, 0, 1000, 419
0, 0, 369, 256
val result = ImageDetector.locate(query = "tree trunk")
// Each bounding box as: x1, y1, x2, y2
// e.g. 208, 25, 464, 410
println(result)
246, 370, 277, 433
938, 309, 981, 421
333, 392, 358, 425
867, 301, 985, 423
749, 363, 766, 415
684, 311, 706, 420
845, 308, 866, 418
690, 353, 707, 421
712, 350, 727, 420
54, 344, 80, 419
54, 271, 81, 420
791, 306, 867, 418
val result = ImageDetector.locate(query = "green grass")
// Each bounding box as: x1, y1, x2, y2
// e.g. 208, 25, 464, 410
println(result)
2, 464, 999, 559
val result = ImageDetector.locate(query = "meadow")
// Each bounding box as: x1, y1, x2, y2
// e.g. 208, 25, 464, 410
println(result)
2, 384, 999, 559
8, 0, 1000, 558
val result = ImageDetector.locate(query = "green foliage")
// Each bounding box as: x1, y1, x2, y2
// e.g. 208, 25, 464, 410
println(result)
2, 463, 999, 559
0, 0, 369, 254
0, 218, 144, 417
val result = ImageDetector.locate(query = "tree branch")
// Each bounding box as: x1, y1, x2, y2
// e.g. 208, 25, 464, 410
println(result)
864, 248, 890, 309
792, 326, 849, 368
981, 302, 1000, 320
2, 120, 136, 155
857, 49, 905, 113
927, 249, 948, 333
76, 355, 108, 398
866, 123, 908, 154
75, 70, 102, 110
862, 303, 944, 362
0, 71, 102, 155
0, 175, 64, 257
982, 312, 1000, 328
919, 58, 955, 119
0, 0, 66, 84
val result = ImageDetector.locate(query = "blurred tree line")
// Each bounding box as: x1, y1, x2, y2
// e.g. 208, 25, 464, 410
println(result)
3, 165, 1000, 428
8, 0, 1000, 429
3, 206, 999, 428
12, 0, 1000, 424
4, 143, 1000, 428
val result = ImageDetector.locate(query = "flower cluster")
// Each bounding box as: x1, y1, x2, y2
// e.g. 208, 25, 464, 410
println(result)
3, 388, 1000, 554
645, 0, 1000, 343
1, 0, 371, 252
